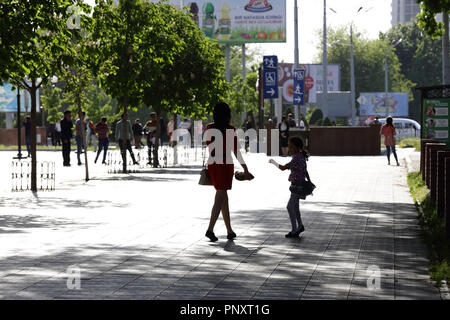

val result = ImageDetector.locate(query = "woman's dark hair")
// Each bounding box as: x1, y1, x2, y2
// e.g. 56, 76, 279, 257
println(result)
386, 116, 394, 127
281, 116, 287, 122
213, 102, 231, 130
289, 136, 309, 160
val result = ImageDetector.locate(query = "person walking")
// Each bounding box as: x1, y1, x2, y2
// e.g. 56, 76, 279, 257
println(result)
204, 102, 253, 242
94, 117, 110, 164
75, 111, 86, 166
288, 113, 297, 128
143, 113, 158, 166
115, 112, 139, 165
278, 115, 290, 156
55, 120, 62, 146
167, 117, 175, 147
243, 115, 255, 152
60, 110, 73, 166
380, 116, 400, 166
23, 116, 31, 157
270, 137, 311, 238
85, 117, 97, 153
132, 119, 143, 149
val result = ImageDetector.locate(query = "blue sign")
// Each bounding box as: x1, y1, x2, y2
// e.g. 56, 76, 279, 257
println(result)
263, 55, 278, 99
293, 68, 305, 105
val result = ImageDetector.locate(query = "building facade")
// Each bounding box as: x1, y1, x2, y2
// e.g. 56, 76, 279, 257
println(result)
391, 0, 421, 26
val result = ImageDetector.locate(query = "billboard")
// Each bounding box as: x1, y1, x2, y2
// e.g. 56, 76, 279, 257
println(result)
277, 63, 340, 104
422, 98, 450, 146
151, 0, 286, 44
0, 82, 39, 113
358, 92, 408, 117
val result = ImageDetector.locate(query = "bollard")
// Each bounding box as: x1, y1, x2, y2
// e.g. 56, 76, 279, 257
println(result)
426, 143, 446, 190
445, 157, 450, 240
428, 143, 446, 203
421, 139, 436, 181
436, 151, 450, 218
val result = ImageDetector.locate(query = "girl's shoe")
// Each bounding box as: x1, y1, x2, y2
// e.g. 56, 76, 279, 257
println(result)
227, 231, 237, 240
396, 162, 400, 166
285, 231, 299, 238
205, 230, 218, 242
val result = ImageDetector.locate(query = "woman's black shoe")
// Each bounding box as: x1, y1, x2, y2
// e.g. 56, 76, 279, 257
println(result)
227, 231, 237, 240
205, 230, 218, 242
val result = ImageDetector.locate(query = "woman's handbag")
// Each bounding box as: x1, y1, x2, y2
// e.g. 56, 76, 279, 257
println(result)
289, 180, 316, 199
198, 147, 212, 186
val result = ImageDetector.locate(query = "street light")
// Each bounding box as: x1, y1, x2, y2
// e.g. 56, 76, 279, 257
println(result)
384, 39, 402, 117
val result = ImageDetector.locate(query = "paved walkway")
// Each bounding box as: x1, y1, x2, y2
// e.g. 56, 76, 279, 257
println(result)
0, 148, 440, 299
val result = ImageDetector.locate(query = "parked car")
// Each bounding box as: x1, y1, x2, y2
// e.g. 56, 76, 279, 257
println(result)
378, 118, 421, 138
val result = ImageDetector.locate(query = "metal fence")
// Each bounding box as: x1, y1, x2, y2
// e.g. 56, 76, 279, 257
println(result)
11, 160, 55, 192
107, 145, 205, 174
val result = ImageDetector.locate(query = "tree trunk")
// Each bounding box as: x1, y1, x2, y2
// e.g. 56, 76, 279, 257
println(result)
443, 12, 450, 84
30, 81, 37, 192
153, 110, 161, 168
173, 113, 178, 165
122, 95, 128, 173
78, 96, 89, 182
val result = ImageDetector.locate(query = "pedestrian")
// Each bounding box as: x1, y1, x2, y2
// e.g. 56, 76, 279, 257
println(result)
55, 120, 62, 146
270, 137, 311, 238
85, 117, 97, 153
143, 113, 158, 166
278, 115, 289, 156
288, 113, 297, 128
60, 110, 73, 166
75, 111, 86, 166
380, 116, 400, 166
244, 115, 255, 152
115, 112, 139, 165
204, 102, 253, 242
132, 118, 143, 149
299, 115, 306, 129
23, 116, 31, 157
179, 117, 191, 146
48, 123, 56, 146
167, 117, 174, 147
94, 117, 110, 164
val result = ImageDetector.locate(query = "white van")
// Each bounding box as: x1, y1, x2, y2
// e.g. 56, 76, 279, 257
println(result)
378, 118, 421, 138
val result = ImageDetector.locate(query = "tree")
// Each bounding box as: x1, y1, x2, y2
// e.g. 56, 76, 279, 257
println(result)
317, 26, 413, 116
3, 0, 87, 191
139, 2, 228, 167
228, 72, 259, 127
416, 0, 450, 37
41, 85, 63, 124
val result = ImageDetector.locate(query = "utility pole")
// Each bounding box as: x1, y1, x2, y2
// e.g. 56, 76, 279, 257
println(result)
385, 57, 389, 117
322, 0, 328, 118
294, 0, 300, 125
350, 24, 356, 126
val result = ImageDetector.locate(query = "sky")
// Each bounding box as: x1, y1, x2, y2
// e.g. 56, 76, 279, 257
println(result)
84, 0, 393, 64
249, 0, 393, 64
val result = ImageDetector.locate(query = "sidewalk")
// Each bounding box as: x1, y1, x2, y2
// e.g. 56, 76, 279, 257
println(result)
0, 149, 440, 300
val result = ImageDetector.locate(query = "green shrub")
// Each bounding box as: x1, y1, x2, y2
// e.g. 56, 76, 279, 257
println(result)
310, 109, 323, 126
322, 117, 333, 126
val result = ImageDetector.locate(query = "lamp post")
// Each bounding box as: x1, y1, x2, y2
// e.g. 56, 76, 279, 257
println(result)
14, 84, 23, 160
322, 0, 328, 118
294, 0, 300, 124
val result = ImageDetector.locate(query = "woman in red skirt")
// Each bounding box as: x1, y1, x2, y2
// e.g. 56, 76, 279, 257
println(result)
204, 102, 253, 242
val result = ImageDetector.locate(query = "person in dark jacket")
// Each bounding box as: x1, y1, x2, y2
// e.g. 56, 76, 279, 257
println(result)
60, 110, 73, 166
132, 119, 143, 149
279, 116, 290, 156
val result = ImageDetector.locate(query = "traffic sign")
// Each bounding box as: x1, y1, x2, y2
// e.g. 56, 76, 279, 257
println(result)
263, 55, 278, 99
293, 68, 305, 105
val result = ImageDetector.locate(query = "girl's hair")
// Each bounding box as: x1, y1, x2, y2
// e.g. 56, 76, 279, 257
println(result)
213, 102, 231, 130
386, 116, 394, 127
289, 137, 309, 160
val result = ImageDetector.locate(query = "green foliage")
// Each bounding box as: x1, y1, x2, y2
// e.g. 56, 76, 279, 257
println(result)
316, 26, 414, 115
41, 85, 63, 124
407, 171, 450, 285
309, 108, 323, 126
322, 117, 333, 126
416, 1, 450, 37
228, 72, 258, 127
398, 137, 421, 151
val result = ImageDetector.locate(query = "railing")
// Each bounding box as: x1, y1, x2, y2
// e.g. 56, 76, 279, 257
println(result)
11, 160, 55, 192
106, 145, 206, 174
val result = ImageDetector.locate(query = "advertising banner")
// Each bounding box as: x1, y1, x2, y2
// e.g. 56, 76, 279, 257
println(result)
0, 82, 39, 113
151, 0, 286, 44
277, 63, 340, 104
358, 92, 408, 117
422, 98, 450, 146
